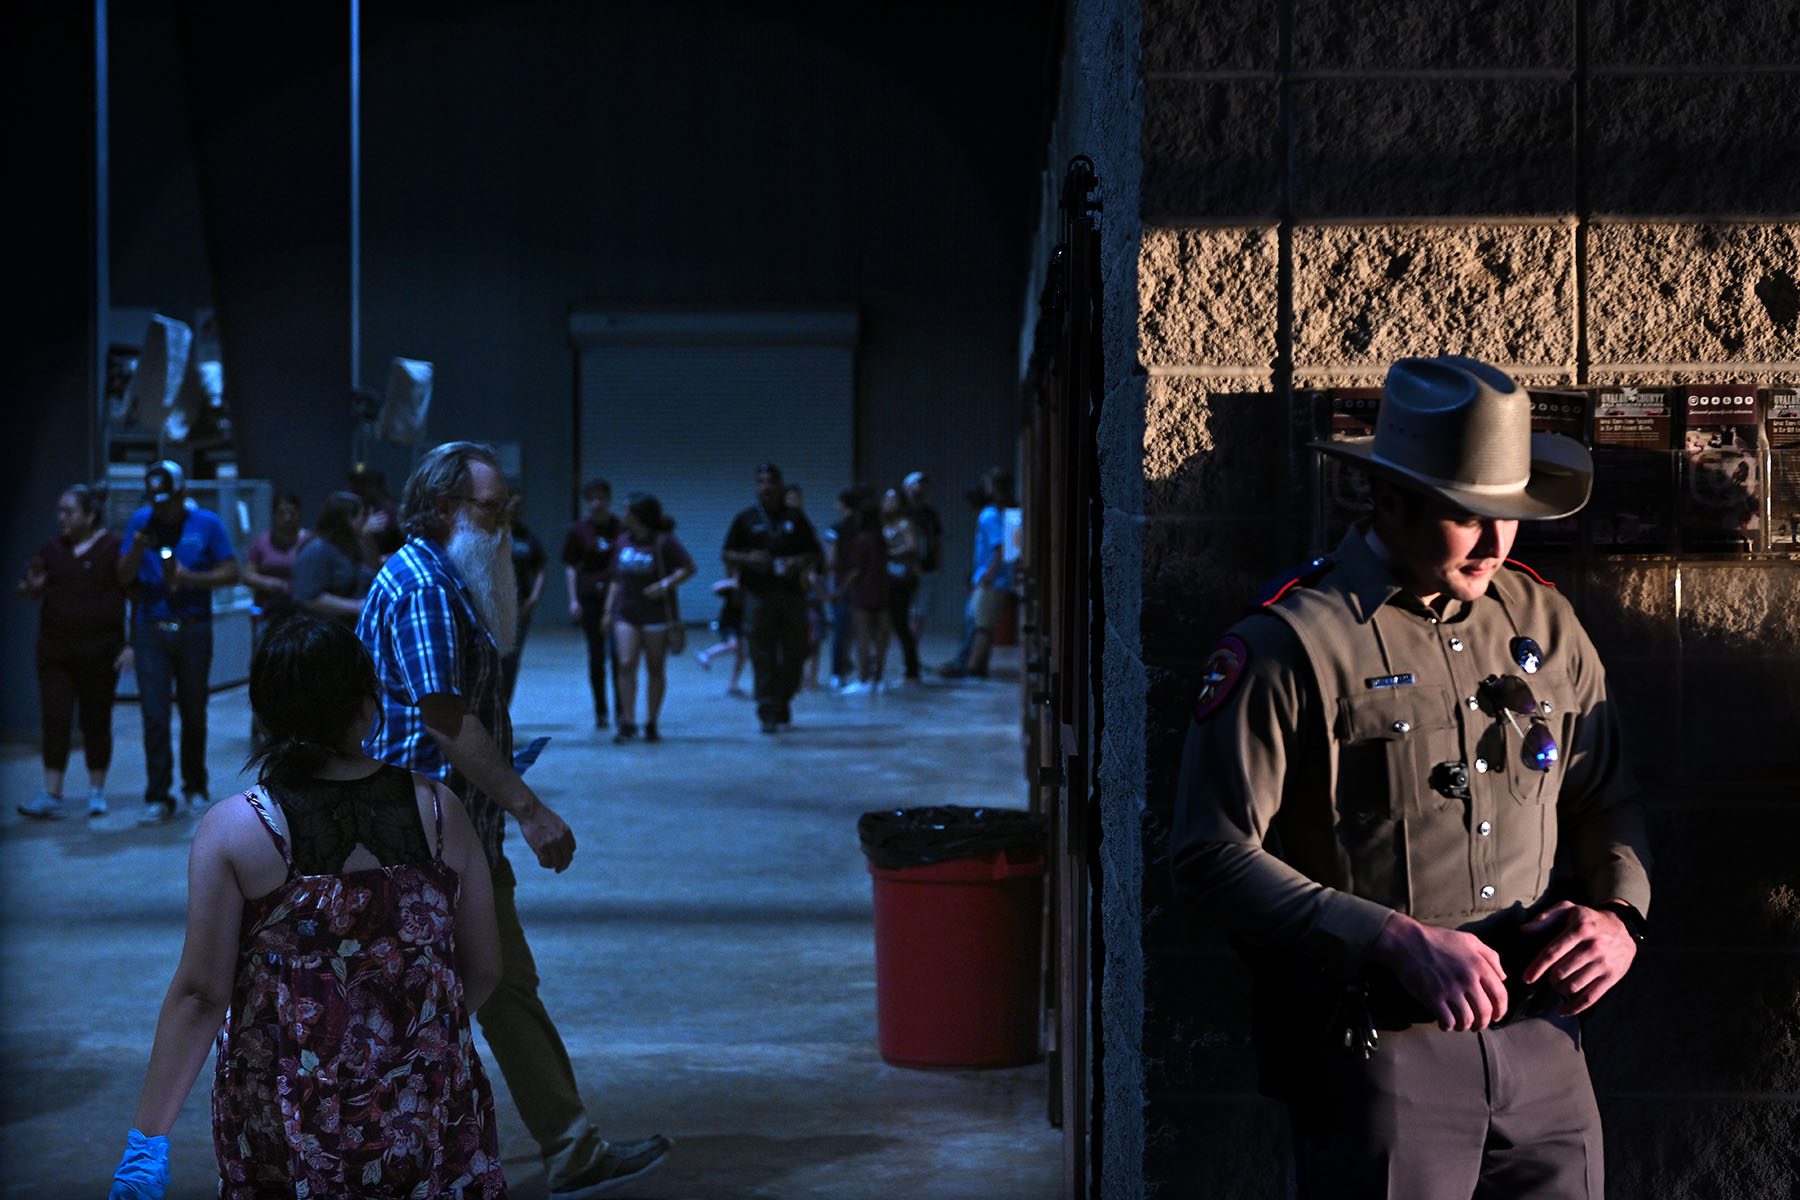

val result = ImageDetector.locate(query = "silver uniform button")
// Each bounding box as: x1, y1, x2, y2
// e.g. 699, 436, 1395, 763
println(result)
1477, 820, 1492, 836
1449, 636, 1464, 652
1475, 758, 1489, 773
1540, 700, 1553, 714
1480, 885, 1496, 900
1467, 695, 1480, 710
1392, 720, 1411, 734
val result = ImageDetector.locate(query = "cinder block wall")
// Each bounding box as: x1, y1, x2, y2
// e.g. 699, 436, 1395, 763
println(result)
1034, 1, 1800, 1194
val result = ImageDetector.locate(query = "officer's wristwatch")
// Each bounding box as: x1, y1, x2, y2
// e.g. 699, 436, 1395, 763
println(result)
1598, 900, 1648, 945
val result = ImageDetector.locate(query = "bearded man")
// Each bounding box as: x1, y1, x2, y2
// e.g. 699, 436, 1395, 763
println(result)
357, 441, 670, 1197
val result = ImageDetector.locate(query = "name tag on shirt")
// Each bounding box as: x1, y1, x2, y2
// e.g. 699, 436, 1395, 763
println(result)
1365, 673, 1416, 689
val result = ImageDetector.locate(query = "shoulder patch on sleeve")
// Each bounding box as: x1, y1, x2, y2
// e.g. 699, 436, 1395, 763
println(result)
1503, 557, 1558, 588
1192, 634, 1251, 723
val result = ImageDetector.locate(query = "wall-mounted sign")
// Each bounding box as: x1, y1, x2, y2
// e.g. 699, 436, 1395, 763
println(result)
1764, 387, 1799, 550
1517, 389, 1589, 554
1315, 388, 1381, 548
1588, 385, 1675, 554
1679, 384, 1762, 553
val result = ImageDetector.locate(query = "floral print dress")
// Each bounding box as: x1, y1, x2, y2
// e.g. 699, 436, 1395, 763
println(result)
211, 784, 506, 1198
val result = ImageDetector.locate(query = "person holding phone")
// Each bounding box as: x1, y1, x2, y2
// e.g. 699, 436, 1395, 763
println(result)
116, 461, 240, 823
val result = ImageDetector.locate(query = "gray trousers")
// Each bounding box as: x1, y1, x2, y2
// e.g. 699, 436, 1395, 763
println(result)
1290, 1014, 1603, 1199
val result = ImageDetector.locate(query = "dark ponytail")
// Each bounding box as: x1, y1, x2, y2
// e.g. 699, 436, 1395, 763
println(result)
244, 615, 378, 787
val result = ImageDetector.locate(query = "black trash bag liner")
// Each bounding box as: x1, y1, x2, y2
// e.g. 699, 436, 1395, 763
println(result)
858, 805, 1048, 870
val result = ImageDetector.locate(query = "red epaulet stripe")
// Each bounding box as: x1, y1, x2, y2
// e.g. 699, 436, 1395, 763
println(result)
1262, 578, 1304, 607
1505, 558, 1557, 588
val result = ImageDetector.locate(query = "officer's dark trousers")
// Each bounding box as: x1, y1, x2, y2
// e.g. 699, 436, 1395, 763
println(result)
743, 588, 808, 724
1289, 1014, 1603, 1200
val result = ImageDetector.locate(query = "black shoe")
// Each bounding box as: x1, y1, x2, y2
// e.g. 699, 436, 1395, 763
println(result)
760, 720, 779, 735
643, 723, 661, 743
777, 704, 792, 726
612, 724, 638, 743
595, 716, 611, 730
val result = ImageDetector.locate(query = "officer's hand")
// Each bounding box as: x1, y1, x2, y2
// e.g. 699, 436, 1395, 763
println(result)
517, 797, 576, 873
1520, 901, 1638, 1016
1371, 911, 1510, 1032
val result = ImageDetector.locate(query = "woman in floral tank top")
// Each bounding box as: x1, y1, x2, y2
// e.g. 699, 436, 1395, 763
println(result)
110, 615, 506, 1198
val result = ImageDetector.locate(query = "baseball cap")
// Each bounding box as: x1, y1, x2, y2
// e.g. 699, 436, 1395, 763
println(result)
145, 460, 185, 503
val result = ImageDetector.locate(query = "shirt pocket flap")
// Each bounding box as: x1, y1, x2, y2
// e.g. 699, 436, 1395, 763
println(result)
1336, 685, 1455, 743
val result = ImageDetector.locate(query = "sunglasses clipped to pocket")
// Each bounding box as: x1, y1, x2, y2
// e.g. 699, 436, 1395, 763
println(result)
1478, 674, 1559, 772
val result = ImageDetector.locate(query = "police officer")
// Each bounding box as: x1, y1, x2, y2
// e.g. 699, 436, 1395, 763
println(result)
721, 462, 822, 734
1172, 356, 1651, 1199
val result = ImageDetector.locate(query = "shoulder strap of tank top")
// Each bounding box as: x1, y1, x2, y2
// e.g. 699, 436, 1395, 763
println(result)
241, 787, 294, 870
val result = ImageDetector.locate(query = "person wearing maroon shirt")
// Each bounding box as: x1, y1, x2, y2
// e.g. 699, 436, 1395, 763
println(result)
16, 484, 130, 819
562, 478, 622, 729
603, 493, 696, 742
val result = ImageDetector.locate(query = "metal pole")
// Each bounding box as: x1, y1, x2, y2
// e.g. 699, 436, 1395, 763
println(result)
93, 0, 110, 482
349, 0, 363, 465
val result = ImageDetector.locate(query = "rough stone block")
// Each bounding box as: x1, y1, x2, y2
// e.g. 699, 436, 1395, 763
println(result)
1139, 225, 1279, 368
1601, 1097, 1800, 1200
1100, 627, 1150, 796
1681, 657, 1800, 781
1102, 500, 1146, 658
1589, 75, 1800, 215
1142, 78, 1281, 220
1142, 0, 1277, 73
1292, 79, 1574, 217
1142, 947, 1261, 1093
1099, 373, 1150, 519
1595, 653, 1682, 784
1578, 558, 1679, 656
1585, 950, 1800, 1094
1292, 0, 1574, 69
1642, 803, 1800, 948
1591, 0, 1800, 66
1677, 563, 1800, 656
1293, 223, 1578, 371
1139, 516, 1296, 667
1144, 381, 1287, 520
1143, 1095, 1289, 1200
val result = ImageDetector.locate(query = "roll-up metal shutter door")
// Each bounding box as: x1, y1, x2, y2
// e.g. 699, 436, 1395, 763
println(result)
570, 310, 857, 594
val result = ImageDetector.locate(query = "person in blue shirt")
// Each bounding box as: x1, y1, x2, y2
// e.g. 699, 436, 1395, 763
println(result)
115, 461, 240, 823
938, 467, 1014, 679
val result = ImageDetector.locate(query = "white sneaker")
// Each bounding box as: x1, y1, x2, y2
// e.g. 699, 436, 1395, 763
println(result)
840, 680, 870, 695
17, 792, 63, 820
87, 790, 108, 818
184, 791, 211, 813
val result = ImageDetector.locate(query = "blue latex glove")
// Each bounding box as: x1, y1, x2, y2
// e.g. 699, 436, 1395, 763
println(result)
109, 1129, 169, 1200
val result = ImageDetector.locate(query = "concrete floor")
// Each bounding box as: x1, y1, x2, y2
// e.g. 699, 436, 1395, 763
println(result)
0, 627, 1061, 1198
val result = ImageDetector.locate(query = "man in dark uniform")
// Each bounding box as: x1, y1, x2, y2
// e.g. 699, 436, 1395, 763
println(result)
1172, 356, 1651, 1199
722, 462, 822, 734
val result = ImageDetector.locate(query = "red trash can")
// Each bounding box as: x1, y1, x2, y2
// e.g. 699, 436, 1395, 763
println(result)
867, 845, 1045, 1069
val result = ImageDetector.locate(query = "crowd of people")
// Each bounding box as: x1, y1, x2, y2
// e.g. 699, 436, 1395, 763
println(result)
7, 445, 1007, 1196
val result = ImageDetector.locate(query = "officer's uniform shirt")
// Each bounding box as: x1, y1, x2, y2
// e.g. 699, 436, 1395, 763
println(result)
723, 502, 822, 597
1171, 525, 1651, 980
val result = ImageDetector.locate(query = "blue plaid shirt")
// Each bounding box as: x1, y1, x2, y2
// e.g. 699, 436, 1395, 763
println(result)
357, 537, 512, 877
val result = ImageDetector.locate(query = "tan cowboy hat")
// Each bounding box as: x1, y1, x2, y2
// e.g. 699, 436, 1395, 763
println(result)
1311, 356, 1593, 520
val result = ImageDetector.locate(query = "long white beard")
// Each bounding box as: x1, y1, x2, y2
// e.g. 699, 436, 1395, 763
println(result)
446, 512, 519, 654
